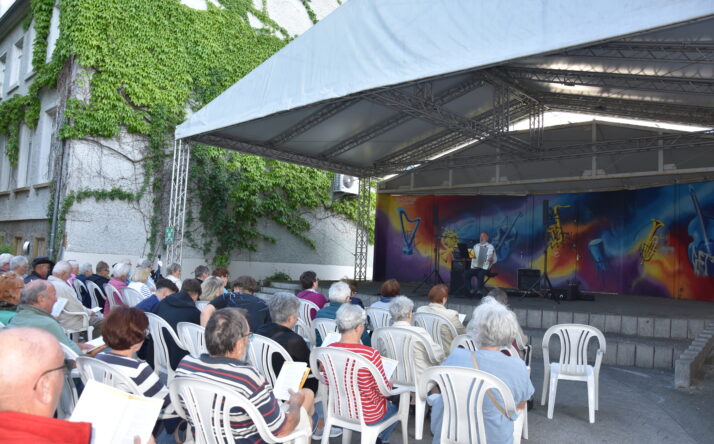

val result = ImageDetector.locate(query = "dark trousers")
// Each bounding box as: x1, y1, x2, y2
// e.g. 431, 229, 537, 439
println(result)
464, 267, 488, 296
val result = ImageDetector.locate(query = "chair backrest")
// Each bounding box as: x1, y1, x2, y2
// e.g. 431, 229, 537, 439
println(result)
122, 287, 144, 307
542, 323, 606, 377
372, 327, 441, 386
245, 334, 293, 387
312, 318, 338, 343
84, 281, 103, 309
195, 301, 210, 312
169, 376, 309, 444
298, 298, 319, 326
76, 356, 142, 395
293, 317, 315, 348
413, 312, 458, 351
72, 279, 88, 303
56, 343, 80, 419
146, 312, 186, 381
310, 347, 392, 427
366, 307, 391, 330
104, 283, 123, 310
450, 334, 478, 353
418, 366, 518, 444
177, 322, 207, 358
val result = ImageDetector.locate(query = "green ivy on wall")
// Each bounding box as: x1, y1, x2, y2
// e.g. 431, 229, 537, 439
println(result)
0, 0, 372, 263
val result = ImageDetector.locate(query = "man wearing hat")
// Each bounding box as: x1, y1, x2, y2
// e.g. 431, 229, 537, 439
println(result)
24, 257, 54, 284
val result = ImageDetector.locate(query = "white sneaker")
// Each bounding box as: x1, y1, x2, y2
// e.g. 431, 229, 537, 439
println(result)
312, 426, 343, 440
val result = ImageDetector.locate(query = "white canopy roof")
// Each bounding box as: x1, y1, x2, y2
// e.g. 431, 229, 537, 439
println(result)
176, 0, 714, 189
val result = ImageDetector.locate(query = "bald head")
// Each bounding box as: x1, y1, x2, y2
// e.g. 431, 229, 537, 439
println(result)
0, 328, 65, 416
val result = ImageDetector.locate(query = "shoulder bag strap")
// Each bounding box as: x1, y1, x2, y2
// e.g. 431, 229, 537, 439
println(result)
470, 351, 513, 420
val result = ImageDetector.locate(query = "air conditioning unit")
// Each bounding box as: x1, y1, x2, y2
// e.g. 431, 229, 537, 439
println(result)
332, 174, 359, 196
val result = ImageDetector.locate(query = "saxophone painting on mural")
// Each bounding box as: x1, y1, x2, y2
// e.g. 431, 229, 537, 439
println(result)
547, 205, 571, 250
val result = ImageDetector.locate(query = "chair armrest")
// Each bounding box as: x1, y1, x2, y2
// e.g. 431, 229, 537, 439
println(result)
385, 385, 412, 397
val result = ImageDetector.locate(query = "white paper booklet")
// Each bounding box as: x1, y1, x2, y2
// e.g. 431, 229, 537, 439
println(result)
70, 379, 162, 444
381, 357, 399, 379
321, 331, 341, 347
272, 361, 310, 401
51, 298, 68, 317
458, 313, 467, 323
83, 336, 105, 353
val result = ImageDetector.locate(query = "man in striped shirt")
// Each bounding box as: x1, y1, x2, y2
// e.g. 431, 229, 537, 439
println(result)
176, 308, 314, 443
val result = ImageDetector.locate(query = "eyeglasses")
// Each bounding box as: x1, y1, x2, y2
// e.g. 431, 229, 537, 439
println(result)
240, 332, 253, 341
33, 359, 73, 390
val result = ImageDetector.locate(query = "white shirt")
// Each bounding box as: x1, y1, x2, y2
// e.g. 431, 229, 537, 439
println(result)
471, 242, 497, 270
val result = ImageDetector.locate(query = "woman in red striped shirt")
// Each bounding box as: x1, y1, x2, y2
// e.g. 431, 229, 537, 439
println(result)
330, 304, 399, 444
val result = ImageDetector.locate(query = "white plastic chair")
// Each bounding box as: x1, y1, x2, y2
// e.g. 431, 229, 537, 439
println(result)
310, 347, 410, 444
72, 279, 89, 306
177, 322, 207, 358
293, 317, 315, 348
169, 376, 311, 444
246, 334, 293, 387
76, 356, 142, 395
541, 323, 606, 423
366, 307, 391, 330
413, 312, 458, 352
103, 283, 123, 310
84, 281, 103, 310
195, 301, 210, 312
122, 287, 144, 306
298, 298, 319, 326
57, 343, 80, 419
418, 366, 521, 444
450, 334, 478, 352
146, 312, 187, 382
61, 301, 94, 342
372, 327, 442, 440
312, 318, 338, 345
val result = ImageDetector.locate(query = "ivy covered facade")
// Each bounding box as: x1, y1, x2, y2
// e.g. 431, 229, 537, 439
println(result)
0, 0, 373, 278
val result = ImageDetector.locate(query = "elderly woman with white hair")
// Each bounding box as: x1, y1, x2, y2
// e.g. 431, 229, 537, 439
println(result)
430, 301, 534, 444
330, 304, 400, 444
128, 267, 153, 300
199, 276, 224, 302
314, 281, 370, 346
104, 262, 131, 312
388, 296, 444, 379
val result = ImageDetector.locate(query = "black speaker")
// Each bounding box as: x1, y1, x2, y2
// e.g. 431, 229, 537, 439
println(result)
450, 260, 467, 294
518, 268, 540, 291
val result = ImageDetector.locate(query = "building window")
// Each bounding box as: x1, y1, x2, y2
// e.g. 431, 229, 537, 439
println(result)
8, 37, 23, 88
12, 235, 23, 255
23, 127, 34, 186
42, 108, 57, 182
46, 7, 60, 63
0, 53, 6, 96
32, 237, 46, 257
25, 25, 35, 77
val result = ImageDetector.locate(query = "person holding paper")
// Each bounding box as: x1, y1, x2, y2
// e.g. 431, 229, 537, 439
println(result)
415, 284, 466, 351
314, 282, 370, 346
49, 261, 103, 337
329, 304, 400, 444
389, 296, 445, 379
176, 308, 314, 441
464, 232, 497, 298
0, 328, 92, 443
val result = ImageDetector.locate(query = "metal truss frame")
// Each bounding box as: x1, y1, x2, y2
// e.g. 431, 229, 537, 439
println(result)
353, 177, 372, 281
166, 139, 191, 266
558, 41, 714, 63
529, 103, 545, 149
505, 66, 714, 95
267, 99, 356, 147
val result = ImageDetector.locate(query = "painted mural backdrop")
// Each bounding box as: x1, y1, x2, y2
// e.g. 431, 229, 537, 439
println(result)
373, 180, 714, 301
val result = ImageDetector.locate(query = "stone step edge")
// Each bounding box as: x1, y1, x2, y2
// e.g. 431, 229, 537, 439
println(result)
674, 321, 714, 388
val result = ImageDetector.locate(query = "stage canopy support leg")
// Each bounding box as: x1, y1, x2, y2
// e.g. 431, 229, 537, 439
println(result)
354, 177, 371, 281
166, 139, 191, 267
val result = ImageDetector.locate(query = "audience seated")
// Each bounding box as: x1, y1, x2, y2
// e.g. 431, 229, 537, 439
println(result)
165, 263, 182, 287
151, 279, 202, 370
389, 296, 444, 378
128, 266, 153, 299
10, 256, 29, 279
0, 272, 23, 325
138, 259, 157, 292
296, 271, 327, 318
24, 256, 54, 284
194, 265, 210, 284
74, 263, 93, 307
0, 253, 12, 272
176, 308, 314, 441
67, 261, 79, 286
96, 307, 177, 435
371, 278, 401, 310
199, 276, 224, 302
211, 267, 230, 293
49, 261, 103, 337
340, 278, 365, 308
416, 284, 466, 351
136, 279, 178, 313
315, 281, 370, 346
255, 292, 318, 392
0, 328, 92, 443
430, 301, 534, 444
9, 281, 82, 354
329, 304, 400, 444
104, 262, 131, 311
200, 276, 271, 332
85, 261, 110, 308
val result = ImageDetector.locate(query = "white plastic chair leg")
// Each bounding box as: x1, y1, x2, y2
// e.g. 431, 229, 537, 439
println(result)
361, 427, 378, 444
594, 371, 600, 410
322, 420, 332, 444
414, 394, 426, 440
547, 375, 558, 419
541, 366, 550, 406
587, 376, 596, 423
341, 429, 352, 444
523, 407, 529, 439
513, 410, 525, 444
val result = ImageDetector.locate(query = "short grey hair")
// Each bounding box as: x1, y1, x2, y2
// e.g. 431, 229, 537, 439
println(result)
268, 292, 300, 324
78, 262, 92, 275
20, 280, 51, 305
335, 304, 367, 333
389, 296, 414, 322
0, 253, 12, 266
9, 256, 28, 270
470, 300, 520, 347
205, 308, 249, 356
112, 262, 131, 278
328, 281, 351, 303
200, 276, 224, 301
167, 263, 181, 275
52, 260, 71, 276
139, 258, 153, 269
